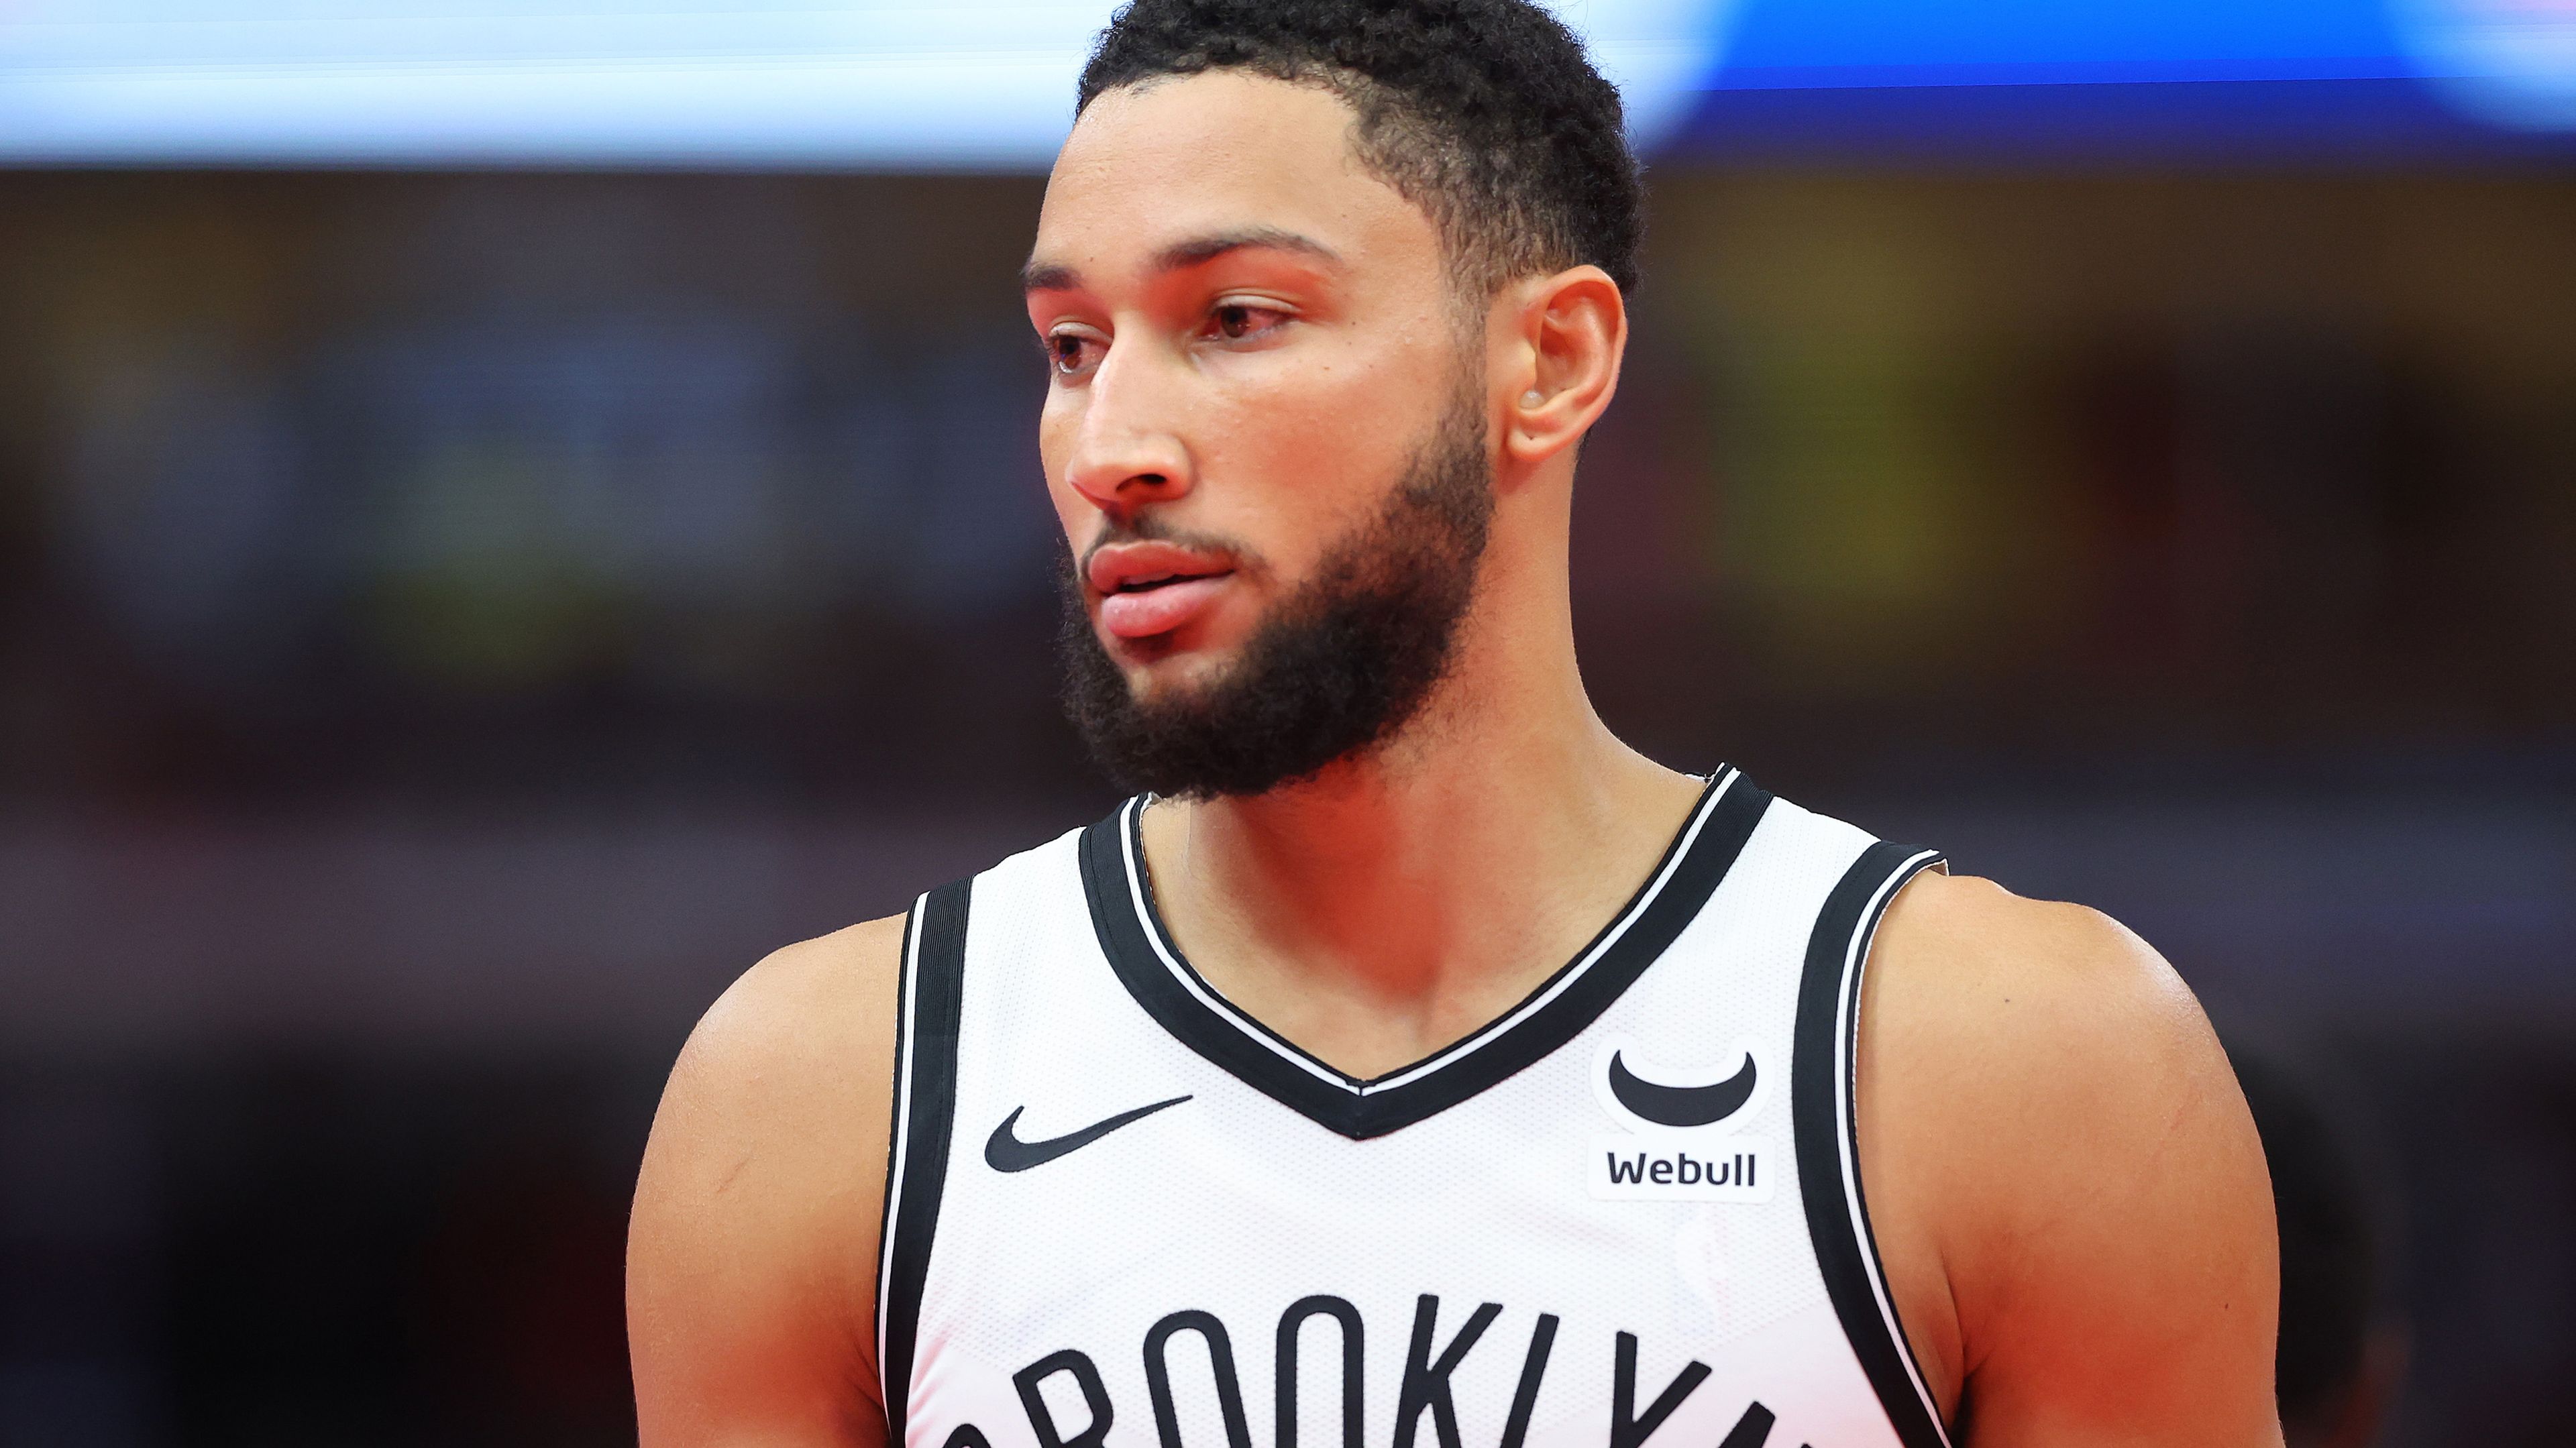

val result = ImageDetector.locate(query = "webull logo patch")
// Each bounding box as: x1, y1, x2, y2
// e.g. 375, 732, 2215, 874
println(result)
1589, 1037, 1775, 1202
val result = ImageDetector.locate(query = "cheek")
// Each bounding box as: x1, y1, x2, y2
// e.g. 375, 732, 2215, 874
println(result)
1038, 391, 1087, 531
1199, 353, 1430, 543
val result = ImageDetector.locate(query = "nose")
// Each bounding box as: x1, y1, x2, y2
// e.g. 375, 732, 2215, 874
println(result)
1058, 338, 1193, 518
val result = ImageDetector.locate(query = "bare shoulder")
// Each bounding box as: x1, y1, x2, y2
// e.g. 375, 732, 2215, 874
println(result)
1858, 871, 2279, 1443
1862, 868, 2259, 1227
655, 912, 911, 1168
628, 912, 910, 1446
1868, 869, 2218, 1092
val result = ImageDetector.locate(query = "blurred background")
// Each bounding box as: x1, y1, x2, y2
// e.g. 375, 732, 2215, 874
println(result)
1, 1, 2571, 1444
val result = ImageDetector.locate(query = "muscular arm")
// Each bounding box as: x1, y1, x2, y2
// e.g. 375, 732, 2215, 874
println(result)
629, 914, 908, 1448
1860, 874, 2282, 1447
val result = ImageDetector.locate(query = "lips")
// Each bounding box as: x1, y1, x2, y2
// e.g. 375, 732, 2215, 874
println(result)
1086, 541, 1236, 641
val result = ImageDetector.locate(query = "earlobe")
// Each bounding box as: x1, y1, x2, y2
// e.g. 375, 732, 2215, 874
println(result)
1500, 264, 1625, 467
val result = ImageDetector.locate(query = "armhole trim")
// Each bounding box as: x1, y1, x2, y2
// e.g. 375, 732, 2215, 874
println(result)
876, 877, 973, 1443
1790, 841, 1951, 1448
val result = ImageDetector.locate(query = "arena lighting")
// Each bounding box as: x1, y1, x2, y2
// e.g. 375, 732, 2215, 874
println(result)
2398, 0, 2576, 129
0, 0, 2568, 166
0, 0, 1728, 166
1666, 0, 2576, 158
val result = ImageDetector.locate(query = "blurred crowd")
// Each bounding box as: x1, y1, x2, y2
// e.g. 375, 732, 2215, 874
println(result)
1, 166, 2571, 1445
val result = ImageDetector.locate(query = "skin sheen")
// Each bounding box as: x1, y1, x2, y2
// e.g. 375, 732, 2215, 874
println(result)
629, 72, 2284, 1448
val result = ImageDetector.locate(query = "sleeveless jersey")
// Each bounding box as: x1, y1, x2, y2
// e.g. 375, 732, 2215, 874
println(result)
876, 769, 1951, 1448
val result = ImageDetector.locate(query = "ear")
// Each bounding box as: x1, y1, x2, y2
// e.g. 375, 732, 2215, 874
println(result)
1495, 264, 1627, 469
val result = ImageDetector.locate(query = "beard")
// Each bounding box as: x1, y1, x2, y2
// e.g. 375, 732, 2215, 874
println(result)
1057, 389, 1494, 801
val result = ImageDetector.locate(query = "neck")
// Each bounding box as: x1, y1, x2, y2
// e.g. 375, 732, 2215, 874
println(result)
1136, 492, 1703, 1078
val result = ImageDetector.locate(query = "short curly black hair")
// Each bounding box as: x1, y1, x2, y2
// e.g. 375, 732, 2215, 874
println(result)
1076, 0, 1642, 300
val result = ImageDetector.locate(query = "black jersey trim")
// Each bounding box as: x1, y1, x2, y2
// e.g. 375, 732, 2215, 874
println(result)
870, 899, 917, 1421
877, 878, 971, 1437
1790, 841, 1951, 1448
1078, 770, 1773, 1140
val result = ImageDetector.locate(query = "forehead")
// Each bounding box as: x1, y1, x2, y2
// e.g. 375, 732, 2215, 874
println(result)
1033, 70, 1438, 281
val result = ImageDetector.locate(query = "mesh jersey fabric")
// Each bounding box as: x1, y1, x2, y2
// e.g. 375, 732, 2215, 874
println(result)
878, 771, 1949, 1448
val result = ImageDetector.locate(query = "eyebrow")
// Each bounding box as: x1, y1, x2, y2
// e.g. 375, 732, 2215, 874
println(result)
1020, 226, 1341, 294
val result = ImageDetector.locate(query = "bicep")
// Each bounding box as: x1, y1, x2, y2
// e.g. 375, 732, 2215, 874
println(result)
629, 920, 906, 1448
1864, 880, 2282, 1448
1953, 913, 2282, 1447
1968, 1015, 2277, 1443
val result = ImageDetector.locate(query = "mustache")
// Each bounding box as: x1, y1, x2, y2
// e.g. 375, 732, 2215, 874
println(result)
1074, 512, 1265, 579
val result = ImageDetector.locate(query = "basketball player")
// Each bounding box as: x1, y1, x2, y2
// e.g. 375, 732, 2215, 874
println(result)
629, 3, 2283, 1445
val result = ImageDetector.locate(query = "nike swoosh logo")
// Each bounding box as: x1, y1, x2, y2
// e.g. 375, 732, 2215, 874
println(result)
1607, 1050, 1756, 1128
984, 1095, 1193, 1173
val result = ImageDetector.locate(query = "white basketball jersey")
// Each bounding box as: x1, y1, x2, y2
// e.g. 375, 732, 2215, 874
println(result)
877, 769, 1951, 1448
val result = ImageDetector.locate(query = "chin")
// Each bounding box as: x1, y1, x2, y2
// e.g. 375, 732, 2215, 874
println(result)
1118, 641, 1238, 703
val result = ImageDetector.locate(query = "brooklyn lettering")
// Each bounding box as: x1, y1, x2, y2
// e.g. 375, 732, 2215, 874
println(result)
982, 1296, 1786, 1448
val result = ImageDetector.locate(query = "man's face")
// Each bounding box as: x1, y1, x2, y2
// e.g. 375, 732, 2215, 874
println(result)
1026, 72, 1497, 795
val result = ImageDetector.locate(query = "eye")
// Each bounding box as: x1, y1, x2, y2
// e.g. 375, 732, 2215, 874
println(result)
1207, 302, 1289, 343
1047, 330, 1104, 377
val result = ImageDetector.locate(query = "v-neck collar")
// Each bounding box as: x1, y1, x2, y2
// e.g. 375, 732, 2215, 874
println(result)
1075, 768, 1774, 1139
